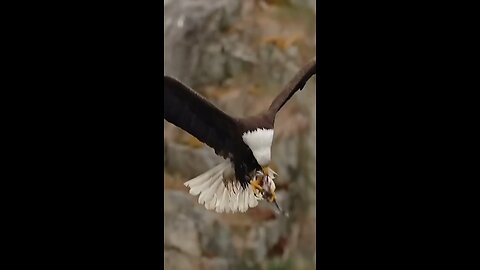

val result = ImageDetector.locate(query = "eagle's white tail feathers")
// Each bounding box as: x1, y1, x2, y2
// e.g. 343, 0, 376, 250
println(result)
248, 189, 257, 208
184, 162, 277, 213
187, 163, 225, 196
197, 165, 225, 207
238, 189, 245, 212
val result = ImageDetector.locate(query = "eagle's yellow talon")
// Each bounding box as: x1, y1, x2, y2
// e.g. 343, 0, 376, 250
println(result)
269, 192, 276, 202
250, 177, 263, 195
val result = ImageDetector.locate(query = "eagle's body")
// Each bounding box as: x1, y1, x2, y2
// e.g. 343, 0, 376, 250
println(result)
164, 58, 316, 213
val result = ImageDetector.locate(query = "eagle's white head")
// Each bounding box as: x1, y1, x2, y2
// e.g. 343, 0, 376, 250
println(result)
241, 128, 274, 167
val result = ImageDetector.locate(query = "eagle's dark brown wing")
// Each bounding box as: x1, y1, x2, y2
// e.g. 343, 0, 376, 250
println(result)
164, 76, 237, 159
268, 58, 316, 115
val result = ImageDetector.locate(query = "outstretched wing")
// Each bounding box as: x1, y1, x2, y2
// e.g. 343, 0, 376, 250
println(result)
164, 76, 237, 159
268, 58, 316, 115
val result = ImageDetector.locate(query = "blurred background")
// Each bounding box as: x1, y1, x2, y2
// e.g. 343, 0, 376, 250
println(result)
164, 0, 316, 269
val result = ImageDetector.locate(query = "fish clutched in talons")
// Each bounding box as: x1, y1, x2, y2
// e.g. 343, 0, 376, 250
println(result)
250, 171, 264, 198
273, 200, 289, 218
262, 178, 289, 218
249, 169, 289, 217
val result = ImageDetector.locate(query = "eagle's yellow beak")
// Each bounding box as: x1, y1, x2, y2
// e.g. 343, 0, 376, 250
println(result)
262, 166, 270, 176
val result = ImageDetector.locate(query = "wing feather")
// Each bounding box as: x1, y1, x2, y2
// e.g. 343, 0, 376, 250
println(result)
268, 58, 317, 115
164, 76, 237, 159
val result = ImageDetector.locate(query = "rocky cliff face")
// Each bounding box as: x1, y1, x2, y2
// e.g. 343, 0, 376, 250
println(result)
164, 1, 316, 269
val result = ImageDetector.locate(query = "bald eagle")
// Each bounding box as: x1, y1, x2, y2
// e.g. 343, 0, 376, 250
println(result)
164, 58, 316, 214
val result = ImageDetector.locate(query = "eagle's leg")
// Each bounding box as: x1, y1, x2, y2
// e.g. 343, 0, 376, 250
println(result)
250, 175, 264, 197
